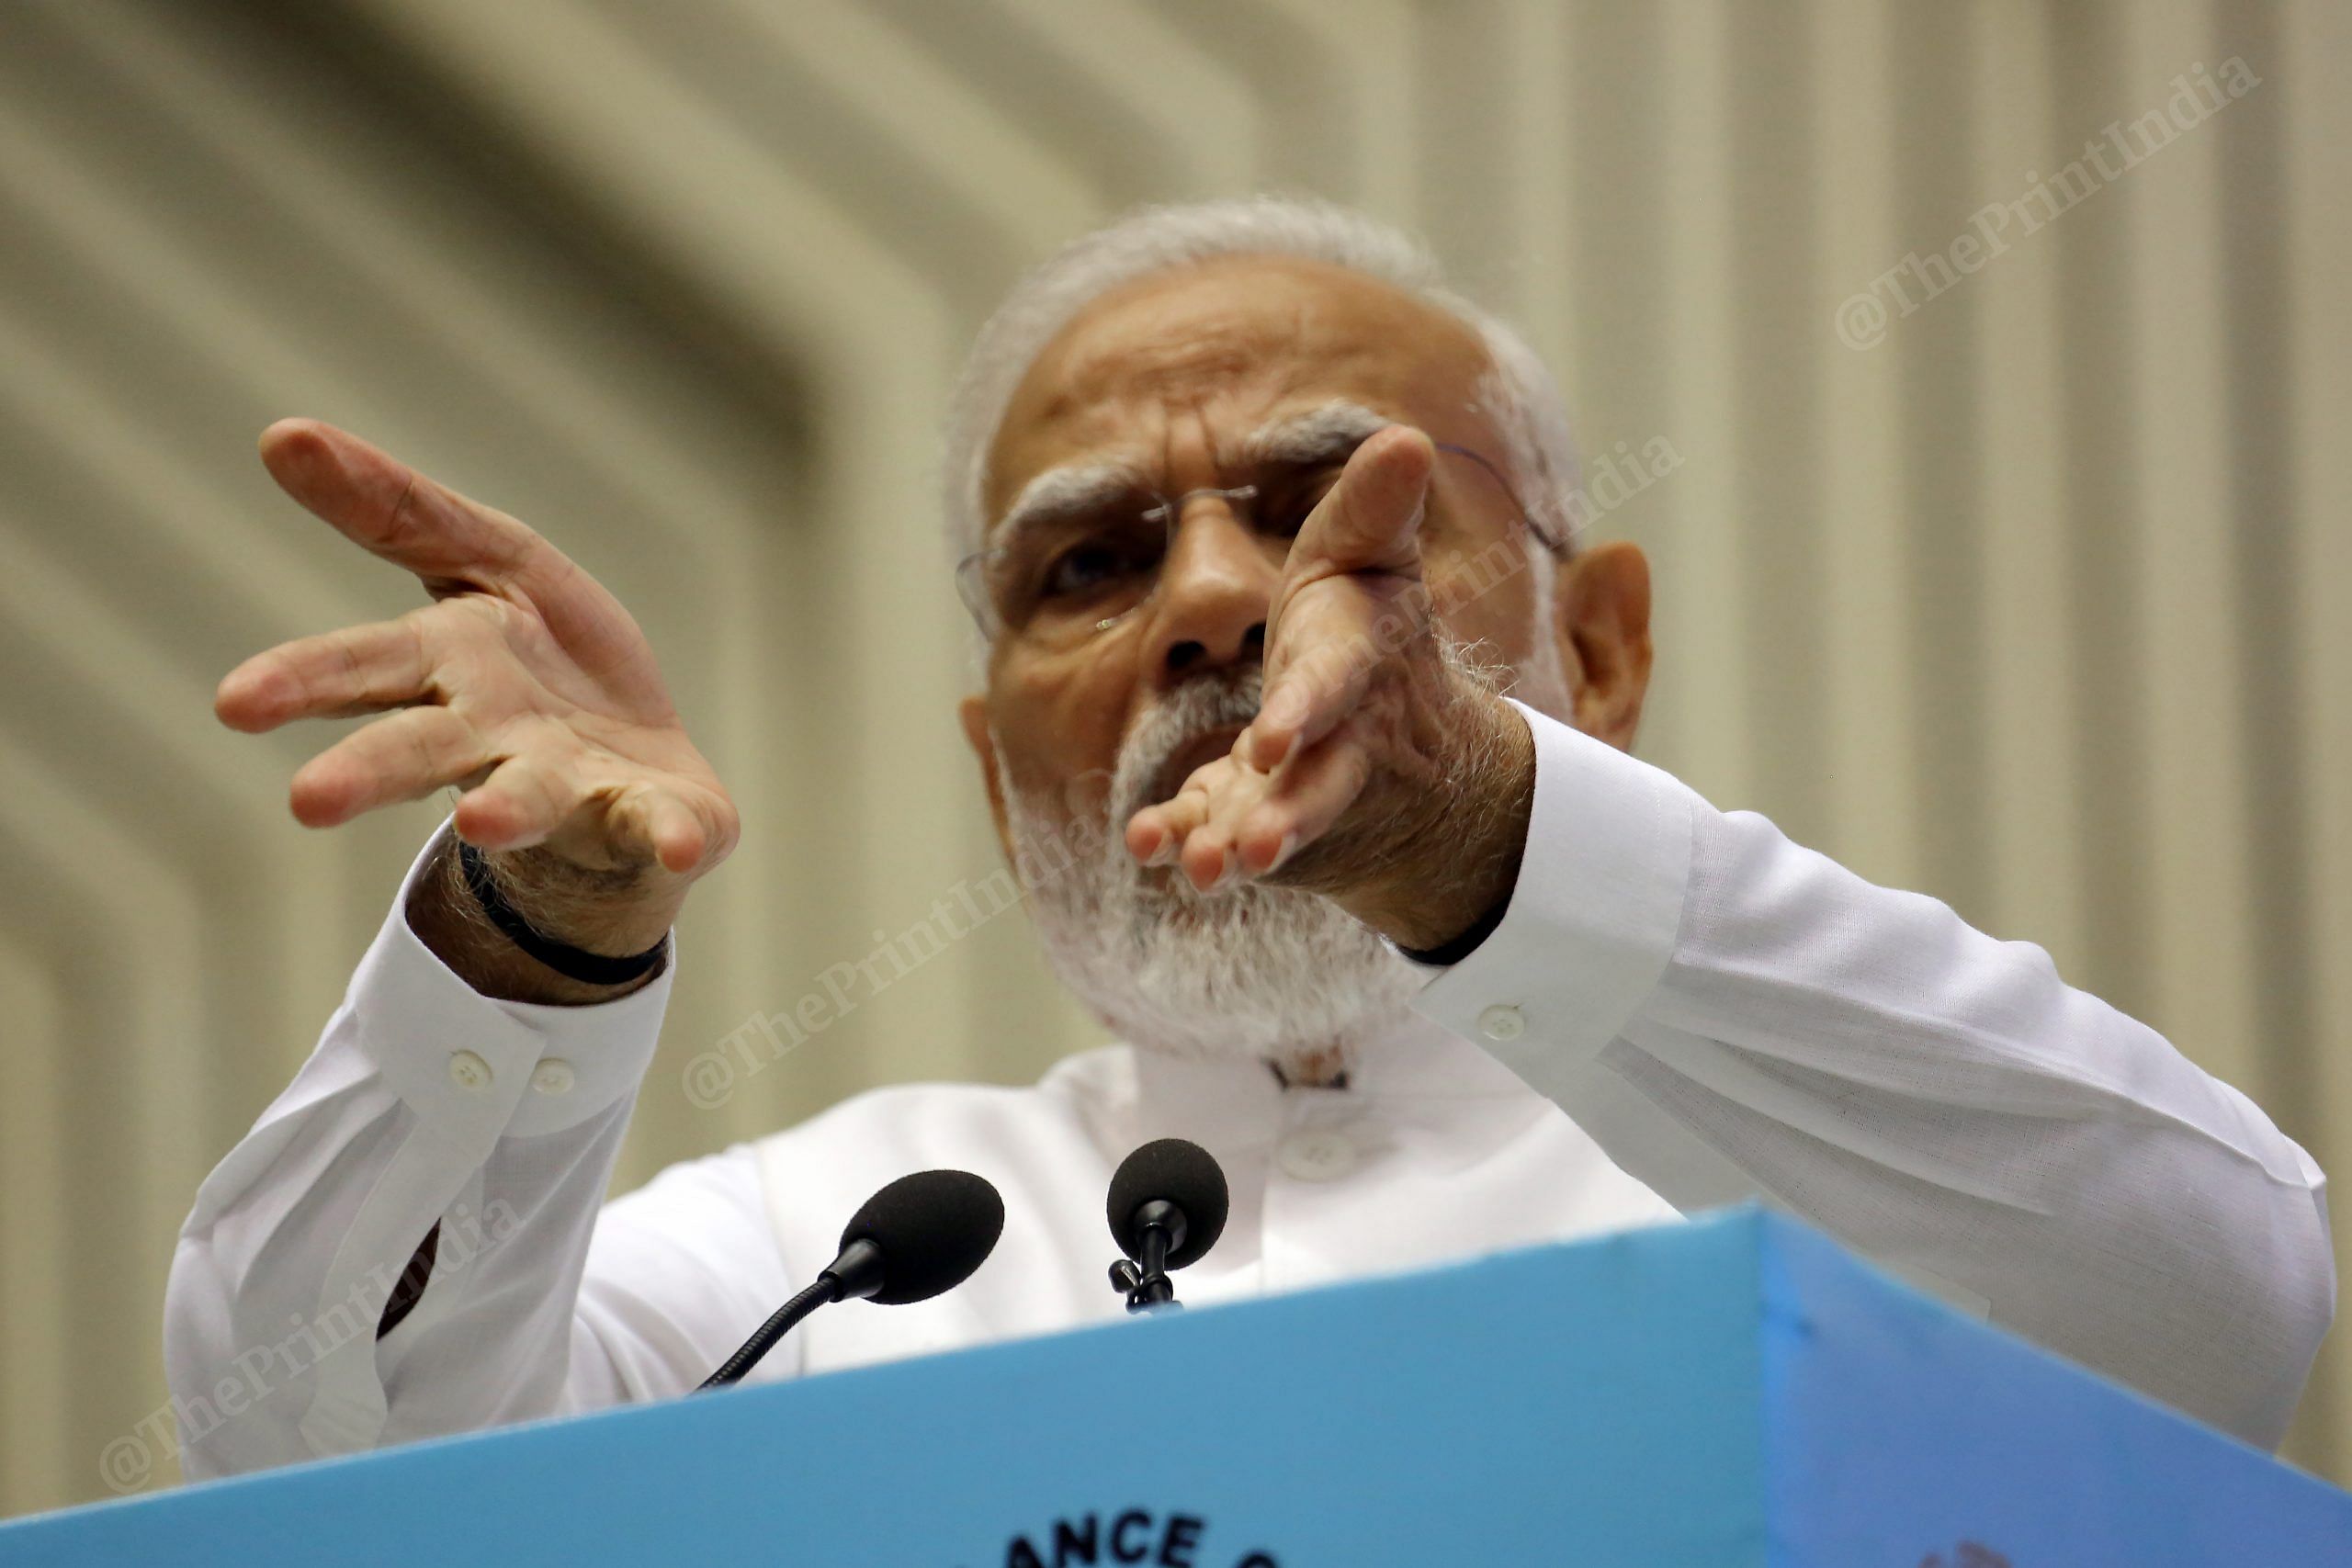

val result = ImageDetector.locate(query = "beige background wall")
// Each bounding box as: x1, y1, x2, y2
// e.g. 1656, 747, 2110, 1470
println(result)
0, 0, 2344, 1515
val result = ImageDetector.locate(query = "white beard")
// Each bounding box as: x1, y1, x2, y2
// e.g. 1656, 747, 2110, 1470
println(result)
1003, 638, 1574, 1076
1001, 669, 1425, 1075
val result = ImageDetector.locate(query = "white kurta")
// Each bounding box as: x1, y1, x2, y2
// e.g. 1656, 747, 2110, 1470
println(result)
164, 705, 2335, 1477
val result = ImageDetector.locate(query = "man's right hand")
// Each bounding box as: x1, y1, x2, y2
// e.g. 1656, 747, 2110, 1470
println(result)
216, 419, 738, 1002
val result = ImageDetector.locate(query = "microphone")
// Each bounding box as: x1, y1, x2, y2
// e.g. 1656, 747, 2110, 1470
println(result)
699, 1168, 1003, 1390
1105, 1138, 1228, 1313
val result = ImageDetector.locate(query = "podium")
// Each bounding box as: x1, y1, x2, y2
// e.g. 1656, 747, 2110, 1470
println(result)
5, 1206, 2346, 1564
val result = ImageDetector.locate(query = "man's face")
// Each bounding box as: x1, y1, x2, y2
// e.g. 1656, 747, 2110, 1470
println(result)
954, 255, 1608, 1066
967, 255, 1554, 828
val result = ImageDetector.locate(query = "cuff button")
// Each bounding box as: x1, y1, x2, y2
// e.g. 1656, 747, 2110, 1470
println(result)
1476, 1004, 1526, 1043
447, 1049, 494, 1092
530, 1057, 577, 1096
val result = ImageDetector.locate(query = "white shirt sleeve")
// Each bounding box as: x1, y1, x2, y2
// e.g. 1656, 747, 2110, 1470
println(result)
1415, 702, 2336, 1450
163, 829, 789, 1480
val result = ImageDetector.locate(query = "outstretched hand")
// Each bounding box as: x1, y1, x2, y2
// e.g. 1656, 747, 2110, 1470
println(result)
1122, 425, 1534, 953
218, 420, 737, 957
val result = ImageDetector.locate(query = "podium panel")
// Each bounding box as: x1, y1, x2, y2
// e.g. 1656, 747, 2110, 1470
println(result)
4, 1207, 2345, 1564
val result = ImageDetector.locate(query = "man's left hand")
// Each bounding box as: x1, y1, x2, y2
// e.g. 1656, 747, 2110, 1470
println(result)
1122, 424, 1537, 953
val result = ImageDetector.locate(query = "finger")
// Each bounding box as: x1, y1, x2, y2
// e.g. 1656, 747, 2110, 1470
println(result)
1233, 729, 1376, 876
257, 419, 554, 595
260, 420, 669, 710
636, 786, 714, 875
288, 706, 492, 829
457, 762, 718, 875
451, 752, 576, 854
1177, 767, 1279, 894
1250, 584, 1397, 768
1126, 750, 1250, 868
1125, 767, 1220, 868
215, 616, 432, 733
1280, 423, 1434, 583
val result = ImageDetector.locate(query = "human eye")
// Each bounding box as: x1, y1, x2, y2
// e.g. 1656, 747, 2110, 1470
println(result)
1040, 535, 1136, 598
1031, 504, 1163, 606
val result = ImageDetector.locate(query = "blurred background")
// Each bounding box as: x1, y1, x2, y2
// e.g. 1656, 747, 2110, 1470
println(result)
0, 0, 2344, 1514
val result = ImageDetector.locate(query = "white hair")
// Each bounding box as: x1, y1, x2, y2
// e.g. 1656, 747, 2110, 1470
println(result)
941, 196, 1585, 566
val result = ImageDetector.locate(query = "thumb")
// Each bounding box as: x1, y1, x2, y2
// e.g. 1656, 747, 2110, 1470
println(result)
1285, 424, 1434, 581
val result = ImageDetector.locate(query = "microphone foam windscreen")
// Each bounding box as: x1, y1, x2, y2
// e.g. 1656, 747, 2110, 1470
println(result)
839, 1169, 1005, 1305
1107, 1137, 1229, 1270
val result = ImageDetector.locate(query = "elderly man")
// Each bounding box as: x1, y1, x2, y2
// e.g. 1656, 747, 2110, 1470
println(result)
169, 198, 2332, 1476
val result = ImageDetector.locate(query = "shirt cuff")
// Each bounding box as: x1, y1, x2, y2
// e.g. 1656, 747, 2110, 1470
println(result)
349, 825, 677, 1141
1410, 701, 1697, 1078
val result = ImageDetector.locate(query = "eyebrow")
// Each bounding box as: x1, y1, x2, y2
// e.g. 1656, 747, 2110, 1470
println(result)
982, 400, 1397, 558
988, 460, 1148, 564
1236, 400, 1392, 467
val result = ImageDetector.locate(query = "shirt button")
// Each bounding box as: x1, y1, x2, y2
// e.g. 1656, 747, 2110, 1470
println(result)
1278, 1130, 1358, 1182
447, 1050, 493, 1093
530, 1058, 576, 1096
1477, 1004, 1526, 1043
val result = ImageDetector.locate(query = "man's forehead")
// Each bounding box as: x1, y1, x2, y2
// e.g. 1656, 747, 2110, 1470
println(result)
985, 255, 1487, 515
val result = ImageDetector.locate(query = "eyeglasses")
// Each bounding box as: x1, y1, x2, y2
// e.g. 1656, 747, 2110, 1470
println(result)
956, 440, 1557, 649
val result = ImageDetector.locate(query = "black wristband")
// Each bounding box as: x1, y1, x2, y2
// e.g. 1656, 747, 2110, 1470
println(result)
1396, 884, 1514, 967
456, 840, 668, 987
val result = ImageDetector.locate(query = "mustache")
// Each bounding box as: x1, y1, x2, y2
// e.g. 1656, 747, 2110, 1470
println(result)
1110, 669, 1263, 825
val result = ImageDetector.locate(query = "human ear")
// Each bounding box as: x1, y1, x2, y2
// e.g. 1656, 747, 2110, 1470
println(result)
958, 693, 1015, 856
1551, 540, 1653, 751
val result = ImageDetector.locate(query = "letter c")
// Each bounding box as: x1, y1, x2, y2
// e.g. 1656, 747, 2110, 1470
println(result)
1110, 1510, 1153, 1563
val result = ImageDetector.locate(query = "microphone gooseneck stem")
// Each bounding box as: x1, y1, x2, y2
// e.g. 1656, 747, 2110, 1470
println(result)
697, 1276, 843, 1391
1113, 1201, 1190, 1314
1132, 1224, 1177, 1310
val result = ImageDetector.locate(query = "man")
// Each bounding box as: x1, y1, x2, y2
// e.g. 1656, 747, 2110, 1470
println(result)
168, 198, 2333, 1476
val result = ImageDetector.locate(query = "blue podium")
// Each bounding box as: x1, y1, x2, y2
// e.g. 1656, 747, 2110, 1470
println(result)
5, 1207, 2346, 1564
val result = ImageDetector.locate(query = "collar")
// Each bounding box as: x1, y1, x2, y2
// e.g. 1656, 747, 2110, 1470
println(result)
1124, 1007, 1533, 1114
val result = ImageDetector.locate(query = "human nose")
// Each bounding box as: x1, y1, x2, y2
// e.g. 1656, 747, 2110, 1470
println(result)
1142, 501, 1274, 685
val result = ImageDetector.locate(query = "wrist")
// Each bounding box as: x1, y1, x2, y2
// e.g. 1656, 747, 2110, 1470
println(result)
407, 833, 679, 1005
1343, 694, 1534, 952
463, 840, 684, 958
458, 840, 671, 985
